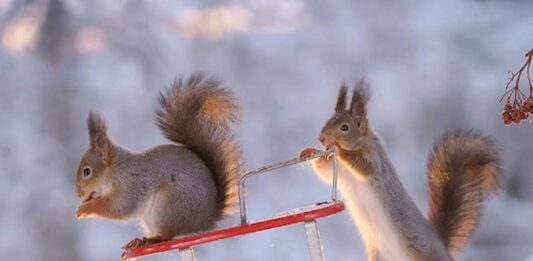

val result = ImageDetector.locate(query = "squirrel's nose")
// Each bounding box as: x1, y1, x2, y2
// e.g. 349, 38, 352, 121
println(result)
319, 135, 326, 144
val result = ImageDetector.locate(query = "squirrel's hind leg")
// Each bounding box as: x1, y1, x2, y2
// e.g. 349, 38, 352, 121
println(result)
136, 182, 217, 246
122, 235, 172, 250
121, 186, 183, 250
123, 212, 177, 250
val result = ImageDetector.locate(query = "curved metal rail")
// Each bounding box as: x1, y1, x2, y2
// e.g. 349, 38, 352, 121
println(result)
238, 148, 338, 225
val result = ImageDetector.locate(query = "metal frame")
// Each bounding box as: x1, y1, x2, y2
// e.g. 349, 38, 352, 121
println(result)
237, 148, 338, 261
123, 201, 344, 260
124, 149, 340, 261
238, 148, 338, 225
178, 248, 196, 261
304, 220, 325, 261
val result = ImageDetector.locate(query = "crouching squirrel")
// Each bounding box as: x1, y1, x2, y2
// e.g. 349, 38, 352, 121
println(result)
300, 79, 502, 261
74, 74, 243, 250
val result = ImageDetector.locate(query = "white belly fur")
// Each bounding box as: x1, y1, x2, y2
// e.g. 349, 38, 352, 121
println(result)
132, 192, 163, 236
338, 165, 410, 261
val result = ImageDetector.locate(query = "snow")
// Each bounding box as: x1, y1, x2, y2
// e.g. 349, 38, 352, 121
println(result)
1, 0, 533, 260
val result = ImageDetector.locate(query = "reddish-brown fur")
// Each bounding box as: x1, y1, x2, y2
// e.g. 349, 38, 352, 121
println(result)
156, 74, 243, 217
427, 130, 502, 255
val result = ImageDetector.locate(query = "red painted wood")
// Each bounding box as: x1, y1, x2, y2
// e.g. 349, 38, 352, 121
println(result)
123, 201, 345, 259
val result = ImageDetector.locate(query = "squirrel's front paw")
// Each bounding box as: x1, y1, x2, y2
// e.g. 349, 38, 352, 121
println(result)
75, 203, 96, 219
75, 206, 90, 219
299, 148, 320, 159
332, 143, 348, 158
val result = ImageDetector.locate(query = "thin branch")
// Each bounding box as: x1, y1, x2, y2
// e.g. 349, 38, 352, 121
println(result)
500, 48, 533, 125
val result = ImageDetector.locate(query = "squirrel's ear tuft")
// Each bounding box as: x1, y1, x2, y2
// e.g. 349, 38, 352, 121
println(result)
335, 83, 349, 113
350, 77, 371, 118
87, 111, 113, 165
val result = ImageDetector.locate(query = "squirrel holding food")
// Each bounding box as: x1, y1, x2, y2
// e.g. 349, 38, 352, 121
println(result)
74, 74, 243, 251
300, 79, 502, 260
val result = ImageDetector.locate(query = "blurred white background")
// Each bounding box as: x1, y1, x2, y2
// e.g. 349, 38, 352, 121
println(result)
1, 0, 533, 260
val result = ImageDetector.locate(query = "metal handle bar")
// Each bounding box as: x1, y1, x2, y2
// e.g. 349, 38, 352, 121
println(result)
238, 148, 339, 225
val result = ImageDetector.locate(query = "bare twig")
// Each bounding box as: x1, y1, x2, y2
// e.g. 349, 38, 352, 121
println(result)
500, 48, 533, 125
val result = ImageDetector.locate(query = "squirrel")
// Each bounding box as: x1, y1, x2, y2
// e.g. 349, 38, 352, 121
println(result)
299, 79, 502, 261
74, 74, 244, 251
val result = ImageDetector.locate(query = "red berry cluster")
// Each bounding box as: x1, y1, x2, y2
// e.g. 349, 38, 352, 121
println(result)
501, 99, 533, 125
500, 48, 533, 125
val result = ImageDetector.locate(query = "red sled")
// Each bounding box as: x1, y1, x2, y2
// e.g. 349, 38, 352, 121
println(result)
123, 149, 343, 261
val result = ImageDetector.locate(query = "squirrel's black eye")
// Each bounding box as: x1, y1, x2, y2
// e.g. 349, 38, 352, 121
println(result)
82, 167, 92, 177
340, 124, 350, 132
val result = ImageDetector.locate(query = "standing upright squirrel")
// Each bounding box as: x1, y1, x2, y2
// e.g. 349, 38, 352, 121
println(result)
75, 74, 243, 250
300, 79, 502, 261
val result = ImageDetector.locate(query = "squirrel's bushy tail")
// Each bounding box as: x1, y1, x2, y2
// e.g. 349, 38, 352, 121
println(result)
426, 130, 502, 255
156, 74, 243, 217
